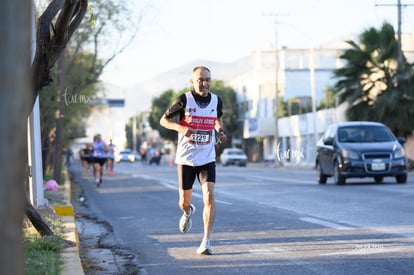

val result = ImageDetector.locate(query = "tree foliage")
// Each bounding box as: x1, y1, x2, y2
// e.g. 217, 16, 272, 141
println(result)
32, 0, 88, 111
149, 89, 179, 142
65, 0, 141, 89
333, 22, 414, 136
39, 51, 100, 172
38, 0, 142, 173
318, 85, 337, 110
212, 80, 240, 139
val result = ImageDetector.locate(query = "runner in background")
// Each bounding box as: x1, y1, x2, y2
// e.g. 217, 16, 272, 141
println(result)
106, 139, 116, 175
92, 134, 108, 187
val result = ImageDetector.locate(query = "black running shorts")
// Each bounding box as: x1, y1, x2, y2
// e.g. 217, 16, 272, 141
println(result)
177, 162, 216, 190
94, 157, 107, 166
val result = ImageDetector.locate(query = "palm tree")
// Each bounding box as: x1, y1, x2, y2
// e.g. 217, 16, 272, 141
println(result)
334, 22, 414, 136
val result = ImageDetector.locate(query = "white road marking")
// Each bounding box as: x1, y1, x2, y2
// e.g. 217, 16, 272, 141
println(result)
248, 247, 287, 255
252, 176, 316, 184
119, 216, 135, 220
136, 175, 233, 205
320, 246, 403, 256
300, 217, 353, 230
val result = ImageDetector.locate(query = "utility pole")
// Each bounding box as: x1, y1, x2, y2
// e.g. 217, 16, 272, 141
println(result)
132, 115, 137, 151
263, 12, 288, 166
242, 86, 247, 152
376, 0, 414, 69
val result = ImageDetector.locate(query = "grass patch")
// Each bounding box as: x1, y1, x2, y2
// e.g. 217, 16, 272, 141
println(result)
24, 213, 65, 275
44, 187, 67, 205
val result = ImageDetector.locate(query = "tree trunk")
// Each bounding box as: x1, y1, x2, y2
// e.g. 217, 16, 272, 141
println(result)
0, 1, 32, 274
53, 52, 67, 184
24, 196, 54, 236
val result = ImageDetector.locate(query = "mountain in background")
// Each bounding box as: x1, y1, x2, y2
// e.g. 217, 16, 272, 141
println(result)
86, 57, 251, 143
102, 56, 252, 117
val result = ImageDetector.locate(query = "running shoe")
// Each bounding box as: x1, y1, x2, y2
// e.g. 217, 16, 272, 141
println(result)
96, 178, 102, 187
179, 204, 195, 233
196, 238, 212, 255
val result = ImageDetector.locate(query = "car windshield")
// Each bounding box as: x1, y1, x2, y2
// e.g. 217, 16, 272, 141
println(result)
227, 150, 244, 155
337, 125, 394, 143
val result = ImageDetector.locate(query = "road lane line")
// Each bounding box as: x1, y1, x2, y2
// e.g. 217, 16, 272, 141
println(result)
136, 175, 233, 205
320, 246, 403, 256
300, 217, 353, 230
119, 216, 135, 220
253, 176, 315, 184
248, 247, 288, 255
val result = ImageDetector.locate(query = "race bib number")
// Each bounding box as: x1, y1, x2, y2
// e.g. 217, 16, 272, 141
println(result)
189, 130, 212, 145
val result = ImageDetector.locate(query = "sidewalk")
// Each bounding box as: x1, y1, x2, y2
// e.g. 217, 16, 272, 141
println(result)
49, 169, 84, 275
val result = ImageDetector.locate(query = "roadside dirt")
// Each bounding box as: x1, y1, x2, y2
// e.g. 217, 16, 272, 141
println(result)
70, 173, 142, 275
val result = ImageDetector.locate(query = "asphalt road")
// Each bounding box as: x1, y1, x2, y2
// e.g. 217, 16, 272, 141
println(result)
71, 161, 414, 275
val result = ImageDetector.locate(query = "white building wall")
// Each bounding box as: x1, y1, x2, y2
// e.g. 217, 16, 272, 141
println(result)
229, 47, 345, 122
229, 46, 348, 165
245, 103, 347, 165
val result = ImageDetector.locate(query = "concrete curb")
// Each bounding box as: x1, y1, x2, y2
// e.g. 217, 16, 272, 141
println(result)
51, 169, 84, 275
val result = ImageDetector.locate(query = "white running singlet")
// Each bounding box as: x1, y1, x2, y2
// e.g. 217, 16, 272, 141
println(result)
175, 92, 218, 166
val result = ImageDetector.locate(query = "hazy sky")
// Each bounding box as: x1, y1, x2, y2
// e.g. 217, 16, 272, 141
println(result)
100, 0, 414, 87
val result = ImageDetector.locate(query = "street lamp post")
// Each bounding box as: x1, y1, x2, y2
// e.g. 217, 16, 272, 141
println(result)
264, 12, 288, 166
273, 16, 280, 166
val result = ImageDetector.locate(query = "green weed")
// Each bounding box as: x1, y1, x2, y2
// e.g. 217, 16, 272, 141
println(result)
24, 214, 64, 275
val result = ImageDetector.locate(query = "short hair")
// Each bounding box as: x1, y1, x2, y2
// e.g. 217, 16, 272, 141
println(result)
192, 66, 210, 73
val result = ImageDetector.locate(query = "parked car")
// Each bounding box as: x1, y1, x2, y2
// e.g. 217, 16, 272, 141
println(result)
315, 121, 407, 185
115, 149, 136, 163
220, 148, 248, 167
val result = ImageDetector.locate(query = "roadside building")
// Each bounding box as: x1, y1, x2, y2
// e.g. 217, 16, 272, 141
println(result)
226, 33, 414, 165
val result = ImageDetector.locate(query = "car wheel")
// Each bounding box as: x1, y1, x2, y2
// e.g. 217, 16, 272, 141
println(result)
316, 163, 327, 184
333, 162, 346, 185
374, 176, 383, 183
396, 174, 407, 184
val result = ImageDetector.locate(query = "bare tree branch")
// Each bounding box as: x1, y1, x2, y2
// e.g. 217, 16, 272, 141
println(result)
32, 0, 88, 110
66, 3, 143, 92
